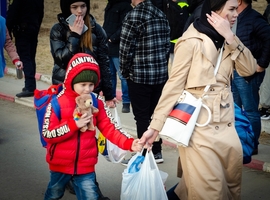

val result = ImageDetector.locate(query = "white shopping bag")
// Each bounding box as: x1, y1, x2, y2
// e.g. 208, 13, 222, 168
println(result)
120, 150, 168, 200
97, 107, 127, 163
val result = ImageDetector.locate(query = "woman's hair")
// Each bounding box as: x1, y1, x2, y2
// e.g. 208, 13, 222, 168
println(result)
81, 15, 93, 51
209, 0, 228, 12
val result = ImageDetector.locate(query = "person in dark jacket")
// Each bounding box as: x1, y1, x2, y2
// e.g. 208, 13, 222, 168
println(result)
183, 0, 204, 31
259, 0, 270, 120
43, 53, 142, 200
231, 0, 270, 155
0, 16, 23, 78
6, 0, 44, 97
50, 0, 116, 108
103, 0, 132, 113
120, 0, 170, 164
263, 0, 270, 23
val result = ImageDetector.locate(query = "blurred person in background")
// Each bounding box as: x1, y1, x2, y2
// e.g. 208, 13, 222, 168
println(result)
103, 0, 133, 113
258, 0, 270, 120
120, 0, 170, 164
50, 0, 116, 108
6, 0, 44, 97
0, 15, 23, 78
231, 0, 270, 155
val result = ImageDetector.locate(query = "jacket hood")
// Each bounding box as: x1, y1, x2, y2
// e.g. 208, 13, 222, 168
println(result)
63, 53, 101, 96
60, 0, 90, 19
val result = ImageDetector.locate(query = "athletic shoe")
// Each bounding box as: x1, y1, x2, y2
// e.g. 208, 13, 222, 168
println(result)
261, 109, 270, 120
154, 152, 164, 164
259, 107, 268, 118
121, 153, 136, 166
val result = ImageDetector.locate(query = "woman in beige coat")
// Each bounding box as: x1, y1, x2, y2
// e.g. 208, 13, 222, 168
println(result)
139, 0, 257, 199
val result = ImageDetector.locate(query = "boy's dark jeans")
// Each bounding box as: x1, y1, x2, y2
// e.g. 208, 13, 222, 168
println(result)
167, 183, 180, 200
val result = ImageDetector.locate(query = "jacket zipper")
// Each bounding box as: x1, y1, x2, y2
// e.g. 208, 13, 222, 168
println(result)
74, 131, 81, 175
49, 144, 57, 161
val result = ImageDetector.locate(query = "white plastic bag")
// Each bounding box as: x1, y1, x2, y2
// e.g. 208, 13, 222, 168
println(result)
120, 150, 168, 200
98, 108, 127, 163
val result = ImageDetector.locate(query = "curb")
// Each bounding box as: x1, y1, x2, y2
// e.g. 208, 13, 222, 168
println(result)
2, 67, 270, 173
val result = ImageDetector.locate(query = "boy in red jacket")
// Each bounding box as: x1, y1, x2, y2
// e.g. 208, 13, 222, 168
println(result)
42, 53, 142, 200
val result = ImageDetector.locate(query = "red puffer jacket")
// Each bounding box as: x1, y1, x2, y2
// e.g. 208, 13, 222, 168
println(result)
42, 54, 134, 175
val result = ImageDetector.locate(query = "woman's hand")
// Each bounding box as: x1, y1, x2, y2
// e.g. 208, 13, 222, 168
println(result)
139, 128, 159, 149
69, 15, 85, 35
206, 12, 234, 44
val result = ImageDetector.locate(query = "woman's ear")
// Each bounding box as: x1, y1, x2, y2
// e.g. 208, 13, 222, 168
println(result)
238, 0, 242, 6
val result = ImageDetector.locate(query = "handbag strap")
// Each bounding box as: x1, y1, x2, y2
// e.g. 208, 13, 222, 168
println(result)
203, 43, 224, 94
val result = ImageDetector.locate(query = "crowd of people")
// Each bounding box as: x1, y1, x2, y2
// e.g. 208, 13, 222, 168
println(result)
1, 0, 270, 199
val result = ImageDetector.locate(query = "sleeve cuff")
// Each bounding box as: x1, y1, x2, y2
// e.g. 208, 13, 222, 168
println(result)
12, 59, 20, 65
69, 119, 79, 132
226, 36, 245, 61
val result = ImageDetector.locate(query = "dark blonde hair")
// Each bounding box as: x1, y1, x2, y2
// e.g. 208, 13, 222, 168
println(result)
81, 15, 93, 51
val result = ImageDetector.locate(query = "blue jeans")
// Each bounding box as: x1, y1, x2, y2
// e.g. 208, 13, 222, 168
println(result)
109, 57, 130, 103
232, 70, 265, 149
166, 183, 180, 200
44, 171, 99, 200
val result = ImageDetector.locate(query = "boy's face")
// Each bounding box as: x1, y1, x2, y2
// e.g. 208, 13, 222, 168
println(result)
73, 82, 95, 95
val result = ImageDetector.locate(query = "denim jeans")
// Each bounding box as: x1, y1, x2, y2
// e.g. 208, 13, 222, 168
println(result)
166, 183, 180, 200
127, 79, 164, 154
232, 70, 265, 149
44, 171, 99, 200
109, 57, 130, 103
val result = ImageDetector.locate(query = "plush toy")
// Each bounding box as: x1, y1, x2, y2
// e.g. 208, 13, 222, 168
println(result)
74, 94, 99, 132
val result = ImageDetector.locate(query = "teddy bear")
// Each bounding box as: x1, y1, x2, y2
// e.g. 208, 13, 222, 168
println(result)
74, 94, 99, 132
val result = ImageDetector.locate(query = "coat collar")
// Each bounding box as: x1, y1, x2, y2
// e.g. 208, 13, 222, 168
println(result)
181, 25, 226, 67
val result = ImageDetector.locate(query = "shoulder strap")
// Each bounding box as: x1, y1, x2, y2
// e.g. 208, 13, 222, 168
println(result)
203, 43, 224, 94
90, 93, 98, 108
51, 95, 61, 119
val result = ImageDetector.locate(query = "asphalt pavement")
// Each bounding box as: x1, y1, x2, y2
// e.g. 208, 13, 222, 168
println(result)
1, 67, 270, 173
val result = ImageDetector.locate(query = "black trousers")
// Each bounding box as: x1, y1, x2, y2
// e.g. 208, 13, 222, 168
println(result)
14, 29, 39, 92
127, 79, 165, 154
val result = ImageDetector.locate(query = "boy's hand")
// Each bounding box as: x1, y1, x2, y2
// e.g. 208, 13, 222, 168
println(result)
131, 139, 143, 152
75, 113, 91, 128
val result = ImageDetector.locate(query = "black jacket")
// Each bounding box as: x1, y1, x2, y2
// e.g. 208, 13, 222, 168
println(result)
103, 0, 132, 57
183, 0, 203, 32
237, 4, 270, 69
6, 0, 44, 35
50, 14, 114, 101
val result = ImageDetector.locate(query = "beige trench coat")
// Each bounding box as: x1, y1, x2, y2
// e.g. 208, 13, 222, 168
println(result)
150, 25, 257, 200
